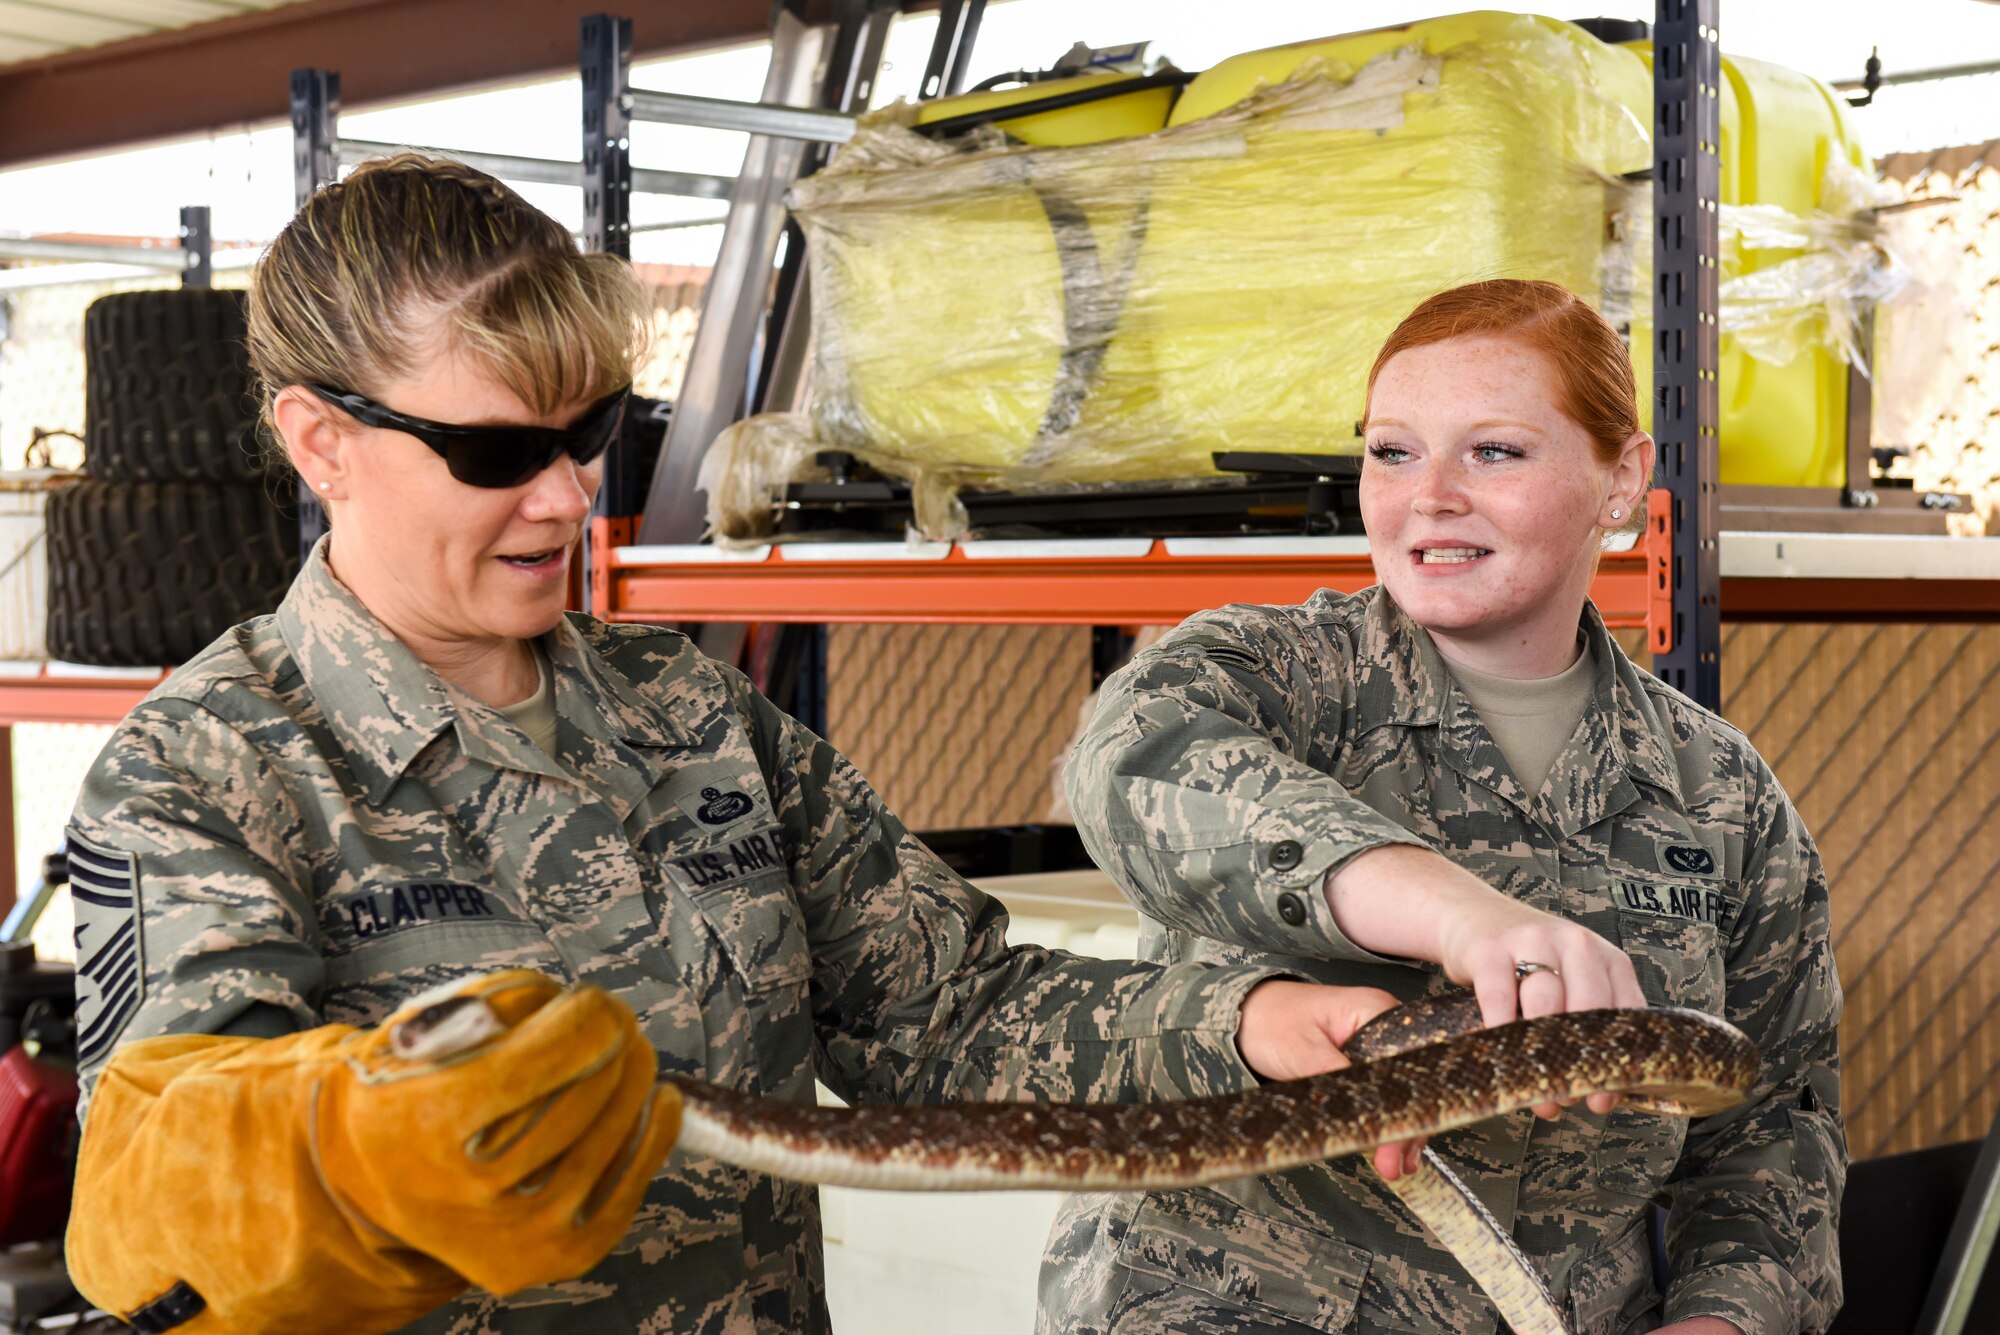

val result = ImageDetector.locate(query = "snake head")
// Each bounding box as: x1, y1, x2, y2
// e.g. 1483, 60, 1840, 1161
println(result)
1343, 991, 1487, 1064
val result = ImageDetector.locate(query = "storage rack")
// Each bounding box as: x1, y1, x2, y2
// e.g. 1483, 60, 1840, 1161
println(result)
0, 206, 213, 290
0, 206, 213, 910
576, 3, 1999, 680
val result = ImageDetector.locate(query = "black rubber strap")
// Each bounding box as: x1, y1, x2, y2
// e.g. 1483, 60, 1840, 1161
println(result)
125, 1280, 207, 1333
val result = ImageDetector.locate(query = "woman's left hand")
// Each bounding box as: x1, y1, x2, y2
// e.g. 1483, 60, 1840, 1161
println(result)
1235, 979, 1425, 1180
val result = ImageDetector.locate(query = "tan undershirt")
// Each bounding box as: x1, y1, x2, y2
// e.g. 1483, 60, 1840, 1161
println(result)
495, 650, 560, 758
1444, 640, 1595, 794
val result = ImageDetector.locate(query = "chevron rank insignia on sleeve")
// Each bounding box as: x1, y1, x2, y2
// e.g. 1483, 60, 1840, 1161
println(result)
68, 832, 145, 1068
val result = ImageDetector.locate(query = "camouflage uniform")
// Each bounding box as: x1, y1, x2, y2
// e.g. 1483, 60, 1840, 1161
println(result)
1041, 588, 1843, 1335
69, 540, 1283, 1335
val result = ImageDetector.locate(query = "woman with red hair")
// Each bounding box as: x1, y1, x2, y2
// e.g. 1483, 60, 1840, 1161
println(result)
1041, 279, 1843, 1335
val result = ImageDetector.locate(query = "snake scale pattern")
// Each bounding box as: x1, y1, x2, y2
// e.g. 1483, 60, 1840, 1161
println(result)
662, 998, 1757, 1335
664, 1001, 1757, 1190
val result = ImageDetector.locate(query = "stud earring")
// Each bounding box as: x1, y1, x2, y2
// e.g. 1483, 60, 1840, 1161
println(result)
1610, 508, 1623, 520
317, 481, 331, 493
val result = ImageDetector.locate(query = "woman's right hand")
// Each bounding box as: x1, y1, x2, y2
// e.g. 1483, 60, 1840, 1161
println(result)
1324, 843, 1648, 1117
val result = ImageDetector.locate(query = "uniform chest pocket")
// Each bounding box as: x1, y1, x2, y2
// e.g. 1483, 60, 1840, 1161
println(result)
1613, 908, 1724, 1013
1595, 908, 1724, 1199
1113, 1189, 1369, 1333
683, 870, 811, 995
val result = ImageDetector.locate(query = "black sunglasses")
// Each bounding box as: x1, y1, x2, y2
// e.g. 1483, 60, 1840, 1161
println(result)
308, 383, 629, 489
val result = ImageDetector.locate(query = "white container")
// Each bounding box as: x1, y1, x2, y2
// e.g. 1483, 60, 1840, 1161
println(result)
0, 470, 72, 662
822, 870, 1142, 1335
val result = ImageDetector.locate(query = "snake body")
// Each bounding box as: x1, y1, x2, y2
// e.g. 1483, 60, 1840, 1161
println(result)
665, 1002, 1756, 1191
663, 1000, 1754, 1335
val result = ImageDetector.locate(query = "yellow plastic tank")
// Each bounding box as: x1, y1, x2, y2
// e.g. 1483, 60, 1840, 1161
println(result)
803, 74, 1176, 468
1082, 11, 1652, 471
796, 13, 1870, 492
1625, 43, 1869, 488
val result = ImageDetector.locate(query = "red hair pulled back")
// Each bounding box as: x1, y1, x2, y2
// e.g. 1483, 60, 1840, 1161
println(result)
1365, 279, 1641, 467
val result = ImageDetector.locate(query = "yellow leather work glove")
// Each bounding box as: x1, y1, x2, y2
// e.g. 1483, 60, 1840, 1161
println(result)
68, 971, 683, 1335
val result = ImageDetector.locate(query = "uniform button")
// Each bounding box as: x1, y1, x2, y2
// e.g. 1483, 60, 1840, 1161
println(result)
1277, 892, 1308, 926
1269, 839, 1303, 871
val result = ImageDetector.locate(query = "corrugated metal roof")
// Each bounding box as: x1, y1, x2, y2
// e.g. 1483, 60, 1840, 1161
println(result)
0, 0, 313, 67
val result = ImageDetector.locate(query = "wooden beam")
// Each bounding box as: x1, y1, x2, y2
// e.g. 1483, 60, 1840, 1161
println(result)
0, 0, 835, 171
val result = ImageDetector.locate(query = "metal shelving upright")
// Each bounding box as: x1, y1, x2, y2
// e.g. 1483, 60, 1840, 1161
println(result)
1649, 0, 1721, 707
0, 205, 214, 288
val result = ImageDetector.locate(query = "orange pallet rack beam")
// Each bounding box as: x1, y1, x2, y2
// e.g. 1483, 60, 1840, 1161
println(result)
592, 488, 1679, 643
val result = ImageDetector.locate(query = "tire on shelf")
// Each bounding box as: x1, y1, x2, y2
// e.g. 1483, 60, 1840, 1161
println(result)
83, 289, 265, 484
45, 480, 300, 667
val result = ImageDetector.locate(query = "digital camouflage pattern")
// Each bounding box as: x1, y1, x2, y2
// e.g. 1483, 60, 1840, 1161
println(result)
69, 540, 1283, 1335
1042, 587, 1843, 1335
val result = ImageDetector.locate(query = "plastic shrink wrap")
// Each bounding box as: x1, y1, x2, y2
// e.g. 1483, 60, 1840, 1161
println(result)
707, 12, 1903, 542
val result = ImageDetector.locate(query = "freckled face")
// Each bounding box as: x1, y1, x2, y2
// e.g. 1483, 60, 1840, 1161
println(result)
1359, 335, 1613, 656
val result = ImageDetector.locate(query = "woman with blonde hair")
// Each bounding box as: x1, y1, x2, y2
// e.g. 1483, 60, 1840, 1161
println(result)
1042, 279, 1844, 1335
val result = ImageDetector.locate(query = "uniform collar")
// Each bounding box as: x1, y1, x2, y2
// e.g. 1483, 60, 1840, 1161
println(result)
277, 538, 457, 803
1353, 588, 1683, 833
277, 537, 695, 805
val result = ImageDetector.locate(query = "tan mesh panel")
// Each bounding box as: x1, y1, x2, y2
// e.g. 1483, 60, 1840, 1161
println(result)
1559, 625, 1996, 1157
825, 624, 1092, 830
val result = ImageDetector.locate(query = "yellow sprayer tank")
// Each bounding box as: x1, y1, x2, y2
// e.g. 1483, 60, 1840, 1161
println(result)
1093, 11, 1653, 472
804, 74, 1176, 469
796, 12, 1869, 492
1626, 43, 1870, 487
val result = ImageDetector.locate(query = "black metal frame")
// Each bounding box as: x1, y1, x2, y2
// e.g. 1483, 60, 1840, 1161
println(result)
777, 451, 1362, 540
920, 0, 986, 100
581, 14, 633, 261
177, 206, 212, 289
1649, 0, 1722, 711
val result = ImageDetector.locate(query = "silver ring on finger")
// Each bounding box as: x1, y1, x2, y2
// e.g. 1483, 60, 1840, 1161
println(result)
1514, 960, 1562, 981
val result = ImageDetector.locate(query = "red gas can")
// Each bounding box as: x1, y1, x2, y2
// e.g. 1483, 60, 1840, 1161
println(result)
0, 1046, 78, 1246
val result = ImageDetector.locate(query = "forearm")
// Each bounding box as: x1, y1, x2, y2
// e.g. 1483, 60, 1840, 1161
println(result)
1664, 1258, 1811, 1335
819, 929, 1282, 1107
1667, 1087, 1844, 1334
1321, 843, 1486, 961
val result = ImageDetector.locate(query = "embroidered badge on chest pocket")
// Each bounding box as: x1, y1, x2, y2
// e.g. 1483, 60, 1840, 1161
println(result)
675, 783, 768, 833
1655, 841, 1719, 876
